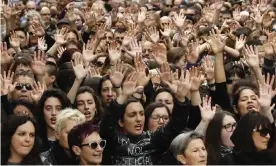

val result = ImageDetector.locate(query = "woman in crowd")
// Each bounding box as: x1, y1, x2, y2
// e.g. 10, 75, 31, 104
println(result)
74, 86, 103, 124
1, 115, 42, 165
205, 111, 236, 165
36, 89, 71, 152
169, 131, 207, 165
68, 121, 106, 165
220, 111, 276, 164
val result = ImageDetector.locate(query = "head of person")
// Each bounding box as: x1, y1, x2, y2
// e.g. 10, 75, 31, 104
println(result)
98, 76, 117, 106
114, 28, 126, 44
118, 99, 145, 136
26, 10, 43, 26
105, 31, 114, 45
144, 102, 171, 132
11, 71, 35, 103
13, 28, 28, 48
26, 0, 36, 12
10, 54, 33, 74
231, 111, 272, 152
75, 86, 103, 123
167, 47, 187, 68
36, 89, 71, 143
68, 122, 105, 165
1, 115, 41, 165
142, 41, 153, 62
55, 108, 86, 149
170, 131, 207, 165
43, 61, 57, 88
11, 100, 35, 117
153, 88, 174, 113
15, 0, 26, 14
205, 111, 236, 164
232, 79, 259, 116
58, 48, 81, 66
66, 29, 80, 43
40, 7, 51, 25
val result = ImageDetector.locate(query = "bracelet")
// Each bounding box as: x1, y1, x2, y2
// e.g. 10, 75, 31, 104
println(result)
208, 83, 215, 88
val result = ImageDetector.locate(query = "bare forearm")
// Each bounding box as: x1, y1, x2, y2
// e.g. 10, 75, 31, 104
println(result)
191, 91, 201, 106
46, 43, 61, 55
215, 53, 226, 83
224, 46, 240, 58
251, 66, 265, 84
67, 79, 82, 104
195, 120, 210, 136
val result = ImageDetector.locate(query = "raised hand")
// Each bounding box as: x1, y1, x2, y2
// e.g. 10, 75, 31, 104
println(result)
202, 6, 214, 24
57, 46, 66, 58
31, 50, 46, 76
160, 23, 173, 37
109, 60, 126, 88
151, 44, 167, 65
262, 73, 276, 99
83, 39, 98, 62
38, 37, 47, 51
0, 70, 15, 95
125, 38, 142, 57
87, 66, 102, 79
251, 10, 262, 24
72, 54, 88, 81
137, 10, 146, 23
135, 54, 150, 87
9, 31, 20, 48
122, 72, 143, 96
173, 13, 186, 29
95, 23, 106, 40
157, 62, 172, 86
235, 34, 246, 51
202, 55, 215, 81
55, 27, 68, 45
31, 81, 46, 102
190, 67, 205, 92
0, 42, 13, 65
199, 96, 216, 122
186, 40, 199, 64
85, 12, 96, 29
257, 80, 274, 113
262, 12, 273, 28
206, 28, 225, 54
108, 41, 121, 63
145, 26, 160, 43
174, 70, 191, 102
233, 7, 241, 21
243, 45, 259, 68
30, 22, 45, 37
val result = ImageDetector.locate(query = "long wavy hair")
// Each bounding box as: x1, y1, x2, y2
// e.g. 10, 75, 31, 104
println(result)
1, 115, 42, 165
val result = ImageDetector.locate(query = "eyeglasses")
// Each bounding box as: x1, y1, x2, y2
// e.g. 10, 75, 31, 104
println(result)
253, 128, 271, 137
15, 83, 33, 91
223, 123, 236, 132
81, 140, 106, 149
151, 115, 169, 122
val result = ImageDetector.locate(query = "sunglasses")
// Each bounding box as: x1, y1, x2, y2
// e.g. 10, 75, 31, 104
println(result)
15, 83, 33, 91
253, 128, 271, 137
81, 140, 106, 149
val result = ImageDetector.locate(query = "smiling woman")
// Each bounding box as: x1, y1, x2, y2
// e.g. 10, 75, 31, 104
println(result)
1, 115, 42, 165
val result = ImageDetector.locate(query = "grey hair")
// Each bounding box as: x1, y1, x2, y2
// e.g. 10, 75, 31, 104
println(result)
25, 10, 45, 27
169, 131, 204, 158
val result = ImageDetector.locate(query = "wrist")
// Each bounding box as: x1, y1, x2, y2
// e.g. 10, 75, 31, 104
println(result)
175, 95, 186, 103
207, 79, 215, 84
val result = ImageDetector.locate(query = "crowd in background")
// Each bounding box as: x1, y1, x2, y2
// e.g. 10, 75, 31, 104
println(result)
0, 0, 276, 165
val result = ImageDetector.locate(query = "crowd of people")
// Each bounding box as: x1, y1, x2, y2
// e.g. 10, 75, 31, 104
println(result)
1, 0, 276, 165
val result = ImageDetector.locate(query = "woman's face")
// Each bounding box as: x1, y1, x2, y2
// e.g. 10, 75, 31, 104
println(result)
236, 89, 259, 116
221, 115, 236, 147
101, 80, 116, 105
155, 92, 174, 113
77, 132, 105, 165
10, 121, 35, 161
28, 16, 40, 25
76, 92, 96, 122
252, 125, 270, 151
178, 139, 207, 165
43, 97, 62, 130
148, 107, 170, 132
66, 32, 78, 42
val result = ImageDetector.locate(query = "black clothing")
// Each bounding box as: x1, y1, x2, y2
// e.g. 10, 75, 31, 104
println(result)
100, 99, 191, 165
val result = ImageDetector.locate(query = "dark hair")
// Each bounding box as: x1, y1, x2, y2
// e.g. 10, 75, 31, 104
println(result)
233, 27, 252, 37
1, 115, 42, 165
120, 99, 143, 121
9, 55, 32, 73
65, 40, 82, 50
74, 86, 103, 124
114, 27, 126, 34
68, 122, 100, 158
45, 61, 58, 77
35, 89, 71, 151
153, 88, 174, 102
67, 28, 80, 41
167, 47, 187, 64
14, 70, 34, 80
58, 48, 80, 67
10, 99, 35, 115
205, 111, 235, 165
225, 62, 246, 84
232, 79, 259, 111
144, 102, 171, 131
231, 111, 272, 152
98, 75, 110, 99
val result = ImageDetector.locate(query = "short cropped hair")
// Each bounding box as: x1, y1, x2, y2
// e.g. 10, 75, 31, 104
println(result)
55, 108, 85, 133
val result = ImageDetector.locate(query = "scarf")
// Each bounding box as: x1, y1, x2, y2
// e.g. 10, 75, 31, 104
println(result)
221, 145, 233, 157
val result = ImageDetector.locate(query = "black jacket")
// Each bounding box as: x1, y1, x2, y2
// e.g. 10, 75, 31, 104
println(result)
100, 98, 190, 165
220, 151, 276, 165
40, 141, 77, 165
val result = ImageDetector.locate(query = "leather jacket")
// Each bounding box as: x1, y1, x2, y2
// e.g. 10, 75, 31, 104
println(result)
100, 98, 190, 165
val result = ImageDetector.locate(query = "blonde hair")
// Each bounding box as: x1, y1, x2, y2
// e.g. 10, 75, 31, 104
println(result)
55, 108, 85, 133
